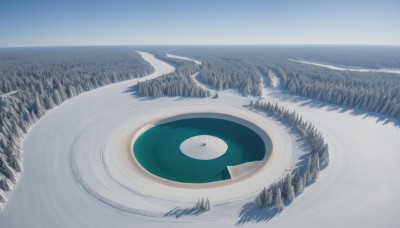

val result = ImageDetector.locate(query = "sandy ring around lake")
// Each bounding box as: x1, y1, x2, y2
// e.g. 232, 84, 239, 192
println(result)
97, 105, 294, 202
129, 112, 271, 187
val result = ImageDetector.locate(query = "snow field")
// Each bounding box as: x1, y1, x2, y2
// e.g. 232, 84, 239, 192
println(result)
0, 52, 304, 227
1, 52, 398, 228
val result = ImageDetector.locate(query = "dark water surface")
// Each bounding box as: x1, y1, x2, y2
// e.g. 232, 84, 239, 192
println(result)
133, 118, 266, 183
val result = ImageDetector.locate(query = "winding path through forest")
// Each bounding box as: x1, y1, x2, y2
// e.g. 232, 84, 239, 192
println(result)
290, 59, 400, 75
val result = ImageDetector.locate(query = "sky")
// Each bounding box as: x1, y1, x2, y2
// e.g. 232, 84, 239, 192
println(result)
0, 0, 399, 47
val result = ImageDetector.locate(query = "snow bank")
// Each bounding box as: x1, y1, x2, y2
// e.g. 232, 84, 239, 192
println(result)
227, 161, 263, 179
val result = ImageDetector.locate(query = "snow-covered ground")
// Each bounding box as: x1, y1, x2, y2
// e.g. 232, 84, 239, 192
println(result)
258, 85, 400, 228
166, 53, 202, 65
289, 59, 400, 75
269, 70, 281, 88
190, 72, 210, 91
0, 52, 399, 228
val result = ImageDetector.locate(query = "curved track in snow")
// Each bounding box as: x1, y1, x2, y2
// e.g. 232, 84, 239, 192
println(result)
166, 53, 202, 65
0, 52, 399, 228
289, 59, 400, 75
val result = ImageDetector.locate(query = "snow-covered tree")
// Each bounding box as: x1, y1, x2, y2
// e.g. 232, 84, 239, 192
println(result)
34, 96, 46, 118
0, 190, 5, 203
197, 58, 262, 96
286, 186, 295, 204
0, 47, 155, 209
0, 177, 12, 191
205, 198, 211, 211
273, 187, 284, 211
135, 54, 209, 98
44, 95, 55, 110
196, 197, 211, 211
259, 60, 400, 122
292, 170, 304, 195
255, 187, 271, 208
250, 100, 329, 175
281, 175, 291, 198
250, 100, 330, 211
137, 73, 209, 98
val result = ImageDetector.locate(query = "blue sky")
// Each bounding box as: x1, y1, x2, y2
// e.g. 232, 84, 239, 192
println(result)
0, 0, 399, 47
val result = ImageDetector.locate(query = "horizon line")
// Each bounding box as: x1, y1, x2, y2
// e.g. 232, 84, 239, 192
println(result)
1, 43, 400, 49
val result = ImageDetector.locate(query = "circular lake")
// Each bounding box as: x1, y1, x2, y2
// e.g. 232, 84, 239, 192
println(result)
133, 117, 266, 183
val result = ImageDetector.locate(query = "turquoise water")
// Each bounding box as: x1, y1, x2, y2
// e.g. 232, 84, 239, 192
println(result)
133, 118, 266, 183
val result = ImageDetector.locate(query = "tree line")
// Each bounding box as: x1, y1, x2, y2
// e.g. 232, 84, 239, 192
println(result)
170, 49, 400, 123
0, 47, 154, 207
258, 60, 400, 122
136, 53, 210, 98
198, 58, 262, 96
250, 100, 329, 210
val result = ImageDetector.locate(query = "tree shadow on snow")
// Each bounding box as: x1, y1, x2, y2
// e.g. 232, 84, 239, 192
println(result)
245, 105, 313, 173
164, 207, 205, 219
124, 84, 208, 101
266, 88, 400, 128
236, 202, 280, 226
123, 84, 157, 101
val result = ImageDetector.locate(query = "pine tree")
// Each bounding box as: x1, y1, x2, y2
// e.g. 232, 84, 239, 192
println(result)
265, 188, 273, 206
282, 174, 293, 201
255, 194, 263, 208
7, 154, 21, 172
195, 197, 211, 211
200, 198, 205, 209
205, 198, 211, 211
196, 198, 201, 210
273, 188, 284, 210
0, 190, 5, 203
11, 122, 23, 139
0, 177, 12, 191
34, 96, 45, 118
292, 170, 304, 194
255, 187, 269, 208
286, 186, 295, 204
310, 154, 320, 182
44, 95, 55, 110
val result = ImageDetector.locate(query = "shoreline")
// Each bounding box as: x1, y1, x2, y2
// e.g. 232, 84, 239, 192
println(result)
95, 104, 294, 203
128, 111, 273, 189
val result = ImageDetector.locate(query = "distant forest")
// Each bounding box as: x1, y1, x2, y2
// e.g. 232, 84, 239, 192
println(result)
262, 61, 400, 121
170, 46, 400, 121
0, 47, 154, 200
1, 45, 400, 204
136, 54, 210, 98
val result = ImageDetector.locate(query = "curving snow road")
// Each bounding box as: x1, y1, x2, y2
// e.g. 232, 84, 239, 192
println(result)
166, 53, 202, 65
289, 59, 400, 75
0, 52, 298, 227
0, 52, 176, 227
